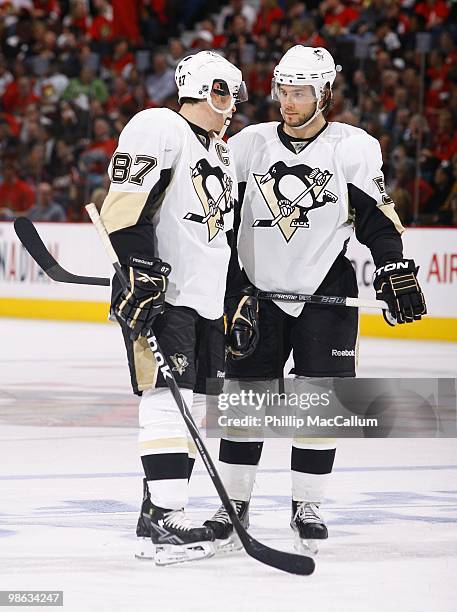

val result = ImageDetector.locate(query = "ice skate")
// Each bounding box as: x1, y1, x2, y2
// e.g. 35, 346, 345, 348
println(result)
290, 501, 328, 556
204, 500, 249, 553
135, 480, 215, 565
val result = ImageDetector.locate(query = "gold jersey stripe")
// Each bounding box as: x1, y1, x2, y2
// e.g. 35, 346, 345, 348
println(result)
378, 202, 405, 235
101, 191, 150, 234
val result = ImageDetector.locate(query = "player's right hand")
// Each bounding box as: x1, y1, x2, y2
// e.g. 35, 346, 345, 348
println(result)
115, 256, 171, 339
227, 286, 259, 360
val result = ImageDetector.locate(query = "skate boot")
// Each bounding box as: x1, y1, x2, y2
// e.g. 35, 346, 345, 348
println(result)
204, 500, 249, 553
135, 479, 216, 565
135, 479, 155, 559
290, 501, 328, 556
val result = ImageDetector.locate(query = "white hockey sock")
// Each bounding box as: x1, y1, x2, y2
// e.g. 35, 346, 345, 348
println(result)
139, 387, 194, 510
291, 439, 336, 503
218, 438, 264, 501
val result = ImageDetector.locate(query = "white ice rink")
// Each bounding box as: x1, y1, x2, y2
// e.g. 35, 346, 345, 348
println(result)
1, 319, 456, 612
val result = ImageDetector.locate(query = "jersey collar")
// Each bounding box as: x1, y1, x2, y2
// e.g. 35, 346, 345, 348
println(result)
180, 115, 211, 150
277, 121, 328, 155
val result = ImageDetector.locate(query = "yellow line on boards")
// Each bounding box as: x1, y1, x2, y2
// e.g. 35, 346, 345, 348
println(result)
359, 314, 457, 342
0, 298, 109, 322
0, 298, 456, 341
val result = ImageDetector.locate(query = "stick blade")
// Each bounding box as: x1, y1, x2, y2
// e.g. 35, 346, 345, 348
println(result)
252, 219, 274, 227
244, 535, 315, 575
14, 217, 110, 286
14, 216, 58, 274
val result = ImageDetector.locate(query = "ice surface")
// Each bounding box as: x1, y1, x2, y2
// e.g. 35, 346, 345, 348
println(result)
0, 319, 456, 612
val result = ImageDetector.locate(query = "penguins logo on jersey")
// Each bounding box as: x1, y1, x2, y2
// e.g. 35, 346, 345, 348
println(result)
185, 158, 234, 242
252, 161, 338, 242
170, 353, 189, 375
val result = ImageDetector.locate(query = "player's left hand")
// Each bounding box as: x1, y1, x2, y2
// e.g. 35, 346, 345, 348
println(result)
226, 286, 259, 360
373, 259, 427, 326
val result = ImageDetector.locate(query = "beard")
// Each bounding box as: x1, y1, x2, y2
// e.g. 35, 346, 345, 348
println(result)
281, 105, 318, 128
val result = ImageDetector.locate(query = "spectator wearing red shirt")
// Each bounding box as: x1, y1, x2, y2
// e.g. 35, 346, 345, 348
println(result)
253, 0, 284, 36
79, 118, 117, 193
32, 0, 60, 21
429, 109, 457, 162
111, 0, 141, 44
415, 0, 450, 29
379, 69, 399, 112
439, 31, 457, 69
293, 18, 327, 48
106, 76, 134, 117
2, 76, 40, 115
86, 118, 117, 159
62, 0, 89, 35
426, 49, 452, 109
0, 161, 35, 216
104, 39, 134, 77
320, 0, 360, 33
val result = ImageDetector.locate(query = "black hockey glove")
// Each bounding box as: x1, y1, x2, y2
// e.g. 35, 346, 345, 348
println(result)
227, 286, 259, 360
114, 256, 171, 339
373, 259, 426, 326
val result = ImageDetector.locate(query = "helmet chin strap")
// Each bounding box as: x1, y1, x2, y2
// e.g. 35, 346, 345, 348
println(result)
281, 99, 324, 130
207, 93, 235, 139
215, 113, 232, 139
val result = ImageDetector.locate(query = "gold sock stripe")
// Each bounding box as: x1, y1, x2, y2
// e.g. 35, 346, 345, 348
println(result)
139, 437, 188, 451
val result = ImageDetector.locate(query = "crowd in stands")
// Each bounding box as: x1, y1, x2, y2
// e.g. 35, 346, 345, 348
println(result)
0, 0, 456, 226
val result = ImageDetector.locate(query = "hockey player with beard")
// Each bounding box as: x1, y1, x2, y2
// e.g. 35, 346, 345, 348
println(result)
100, 51, 247, 565
205, 46, 426, 555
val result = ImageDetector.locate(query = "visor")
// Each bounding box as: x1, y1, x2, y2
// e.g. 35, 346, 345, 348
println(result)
271, 80, 317, 103
209, 79, 248, 113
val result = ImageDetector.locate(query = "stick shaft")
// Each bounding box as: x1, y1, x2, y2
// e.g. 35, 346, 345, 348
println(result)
84, 204, 314, 575
258, 290, 388, 310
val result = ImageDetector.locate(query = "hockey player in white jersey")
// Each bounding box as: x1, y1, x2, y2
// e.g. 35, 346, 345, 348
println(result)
99, 50, 247, 565
205, 46, 426, 554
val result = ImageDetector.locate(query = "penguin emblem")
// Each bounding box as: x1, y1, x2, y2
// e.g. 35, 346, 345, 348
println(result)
253, 161, 338, 242
170, 353, 189, 375
185, 158, 234, 242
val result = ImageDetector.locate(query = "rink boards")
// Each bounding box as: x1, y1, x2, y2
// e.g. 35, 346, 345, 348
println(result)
0, 222, 456, 341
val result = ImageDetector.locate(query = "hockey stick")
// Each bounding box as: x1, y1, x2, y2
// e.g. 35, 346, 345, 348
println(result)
258, 290, 388, 311
253, 177, 319, 227
85, 203, 315, 576
13, 217, 110, 287
13, 217, 386, 313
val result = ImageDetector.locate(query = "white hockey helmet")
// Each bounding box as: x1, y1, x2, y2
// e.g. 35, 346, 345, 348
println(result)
175, 50, 247, 114
272, 45, 337, 102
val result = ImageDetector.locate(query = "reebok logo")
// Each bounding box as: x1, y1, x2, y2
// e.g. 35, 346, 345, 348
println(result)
147, 334, 172, 380
137, 272, 156, 283
332, 349, 355, 357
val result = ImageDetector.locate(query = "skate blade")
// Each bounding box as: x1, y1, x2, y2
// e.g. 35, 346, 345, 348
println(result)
215, 532, 243, 554
154, 541, 216, 566
135, 537, 155, 560
293, 532, 320, 556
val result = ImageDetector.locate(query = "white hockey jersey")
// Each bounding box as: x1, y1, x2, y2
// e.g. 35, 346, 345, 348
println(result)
101, 108, 236, 320
228, 121, 404, 316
